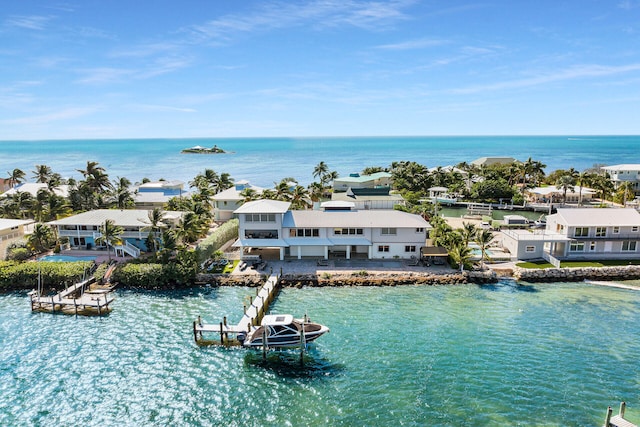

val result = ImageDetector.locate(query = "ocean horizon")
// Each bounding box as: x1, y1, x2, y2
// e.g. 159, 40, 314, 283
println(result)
1, 135, 638, 187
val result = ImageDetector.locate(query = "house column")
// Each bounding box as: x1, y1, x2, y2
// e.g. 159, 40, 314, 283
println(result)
346, 246, 351, 260
368, 246, 373, 259
297, 246, 302, 260
279, 247, 285, 261
324, 246, 329, 259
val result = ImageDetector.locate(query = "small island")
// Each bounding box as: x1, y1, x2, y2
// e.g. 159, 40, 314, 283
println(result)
181, 144, 228, 154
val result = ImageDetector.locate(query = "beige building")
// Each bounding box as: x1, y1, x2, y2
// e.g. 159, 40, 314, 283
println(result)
0, 219, 35, 260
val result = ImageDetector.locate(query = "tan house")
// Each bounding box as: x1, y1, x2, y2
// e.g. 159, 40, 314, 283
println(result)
0, 218, 35, 260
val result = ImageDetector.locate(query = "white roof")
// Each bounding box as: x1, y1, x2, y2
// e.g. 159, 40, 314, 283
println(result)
527, 186, 597, 196
234, 199, 290, 214
550, 208, 640, 226
321, 201, 356, 209
213, 184, 264, 201
282, 209, 430, 229
261, 314, 294, 326
3, 183, 69, 198
470, 157, 516, 166
0, 218, 34, 231
137, 180, 184, 190
48, 209, 185, 227
601, 164, 640, 171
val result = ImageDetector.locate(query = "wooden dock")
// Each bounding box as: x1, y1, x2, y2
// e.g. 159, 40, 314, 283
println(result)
194, 273, 281, 346
29, 277, 115, 316
605, 402, 638, 427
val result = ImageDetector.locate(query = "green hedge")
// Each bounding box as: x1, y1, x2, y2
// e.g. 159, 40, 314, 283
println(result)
110, 260, 196, 288
0, 261, 95, 291
195, 219, 239, 263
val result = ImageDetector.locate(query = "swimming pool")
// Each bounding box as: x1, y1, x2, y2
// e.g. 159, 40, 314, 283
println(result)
39, 255, 97, 262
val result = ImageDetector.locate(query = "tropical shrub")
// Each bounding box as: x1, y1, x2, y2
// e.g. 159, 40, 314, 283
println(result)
195, 219, 239, 263
0, 261, 94, 290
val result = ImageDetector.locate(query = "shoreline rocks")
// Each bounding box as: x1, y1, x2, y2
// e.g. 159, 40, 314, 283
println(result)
513, 265, 640, 282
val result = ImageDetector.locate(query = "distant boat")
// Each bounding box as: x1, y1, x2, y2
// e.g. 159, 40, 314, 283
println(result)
240, 314, 329, 348
430, 195, 457, 205
181, 144, 228, 154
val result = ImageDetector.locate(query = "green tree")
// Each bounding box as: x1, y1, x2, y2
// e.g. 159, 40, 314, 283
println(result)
95, 219, 124, 262
32, 164, 53, 183
555, 174, 575, 204
27, 223, 55, 253
448, 243, 473, 272
313, 161, 329, 182
6, 168, 25, 188
475, 228, 495, 266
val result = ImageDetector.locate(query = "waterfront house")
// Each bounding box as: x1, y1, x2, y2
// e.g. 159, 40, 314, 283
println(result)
470, 157, 516, 167
232, 199, 430, 260
2, 182, 69, 198
502, 208, 640, 263
0, 218, 34, 260
213, 180, 264, 221
48, 209, 185, 257
330, 187, 405, 210
601, 164, 640, 196
332, 172, 392, 192
134, 180, 186, 209
525, 185, 597, 204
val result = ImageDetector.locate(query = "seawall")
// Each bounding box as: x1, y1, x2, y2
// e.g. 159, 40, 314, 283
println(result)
513, 265, 640, 282
197, 270, 498, 287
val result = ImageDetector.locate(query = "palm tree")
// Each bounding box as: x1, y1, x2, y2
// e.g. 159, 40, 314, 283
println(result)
460, 222, 478, 247
145, 208, 165, 254
307, 182, 324, 205
112, 177, 134, 209
475, 228, 495, 266
556, 174, 575, 204
95, 219, 124, 262
290, 185, 310, 209
239, 187, 259, 202
32, 164, 53, 183
617, 181, 635, 207
313, 161, 329, 182
27, 223, 55, 253
78, 161, 112, 193
6, 168, 25, 188
576, 172, 592, 206
448, 242, 473, 272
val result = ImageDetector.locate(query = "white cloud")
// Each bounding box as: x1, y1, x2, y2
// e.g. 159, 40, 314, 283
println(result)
1, 107, 99, 125
450, 63, 640, 94
128, 104, 197, 113
5, 15, 53, 31
376, 38, 449, 50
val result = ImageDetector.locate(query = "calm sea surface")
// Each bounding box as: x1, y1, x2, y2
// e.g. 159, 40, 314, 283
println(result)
0, 135, 638, 187
1, 281, 640, 426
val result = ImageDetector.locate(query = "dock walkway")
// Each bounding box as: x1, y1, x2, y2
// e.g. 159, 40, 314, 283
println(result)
29, 277, 115, 316
605, 402, 638, 427
194, 273, 280, 345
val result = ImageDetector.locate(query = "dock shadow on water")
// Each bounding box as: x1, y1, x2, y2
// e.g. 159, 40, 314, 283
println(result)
243, 348, 344, 379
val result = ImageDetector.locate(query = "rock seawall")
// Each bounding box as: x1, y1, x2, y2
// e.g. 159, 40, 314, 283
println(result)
196, 270, 497, 287
513, 265, 640, 282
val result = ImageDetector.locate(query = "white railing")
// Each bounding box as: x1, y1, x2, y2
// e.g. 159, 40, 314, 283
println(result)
542, 251, 562, 268
115, 240, 141, 258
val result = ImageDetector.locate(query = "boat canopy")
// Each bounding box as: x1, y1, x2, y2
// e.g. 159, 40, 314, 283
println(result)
261, 314, 294, 326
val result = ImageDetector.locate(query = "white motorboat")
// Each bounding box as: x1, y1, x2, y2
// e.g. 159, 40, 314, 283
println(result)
240, 314, 329, 348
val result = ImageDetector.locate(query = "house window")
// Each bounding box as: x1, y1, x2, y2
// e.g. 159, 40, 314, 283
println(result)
569, 241, 585, 252
595, 227, 606, 237
334, 228, 363, 235
633, 226, 639, 232
246, 214, 276, 222
405, 245, 416, 252
291, 228, 319, 237
613, 226, 620, 234
378, 245, 390, 252
622, 241, 637, 251
381, 228, 397, 235
574, 227, 589, 237
416, 228, 424, 233
589, 241, 596, 251
525, 246, 536, 252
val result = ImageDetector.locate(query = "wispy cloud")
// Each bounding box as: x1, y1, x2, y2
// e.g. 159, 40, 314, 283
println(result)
5, 15, 53, 31
1, 107, 99, 125
450, 63, 640, 94
128, 104, 197, 113
76, 56, 191, 84
186, 0, 413, 44
618, 0, 640, 10
376, 38, 449, 50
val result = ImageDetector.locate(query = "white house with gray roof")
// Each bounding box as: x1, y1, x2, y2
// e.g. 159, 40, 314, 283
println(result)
502, 208, 640, 263
48, 209, 185, 257
233, 199, 429, 260
213, 180, 264, 221
601, 164, 640, 195
332, 172, 392, 192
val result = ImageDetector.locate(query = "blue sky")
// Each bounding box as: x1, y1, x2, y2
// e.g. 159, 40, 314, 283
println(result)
1, 0, 639, 139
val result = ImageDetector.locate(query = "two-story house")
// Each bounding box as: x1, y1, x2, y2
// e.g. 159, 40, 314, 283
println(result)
213, 180, 264, 221
48, 209, 185, 257
233, 199, 429, 260
502, 208, 640, 262
601, 164, 640, 196
0, 218, 34, 260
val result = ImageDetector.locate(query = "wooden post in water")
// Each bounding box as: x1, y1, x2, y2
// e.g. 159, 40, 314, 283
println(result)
219, 321, 224, 345
620, 402, 626, 418
74, 298, 78, 316
193, 320, 198, 343
97, 296, 102, 316
604, 406, 612, 427
51, 296, 55, 313
223, 316, 228, 343
262, 327, 267, 360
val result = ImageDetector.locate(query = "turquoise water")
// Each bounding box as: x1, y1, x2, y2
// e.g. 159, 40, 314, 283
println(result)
38, 255, 97, 262
2, 282, 639, 426
1, 136, 638, 187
